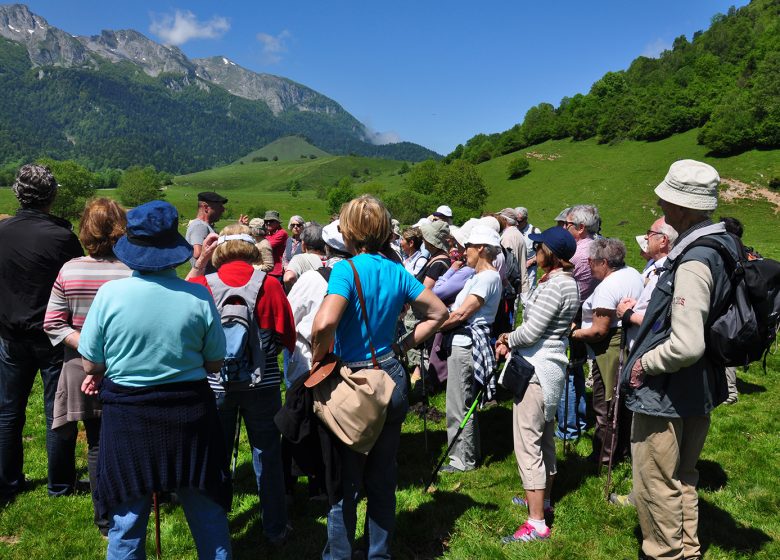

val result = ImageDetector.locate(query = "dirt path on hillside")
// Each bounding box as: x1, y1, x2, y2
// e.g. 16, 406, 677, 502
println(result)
720, 177, 780, 213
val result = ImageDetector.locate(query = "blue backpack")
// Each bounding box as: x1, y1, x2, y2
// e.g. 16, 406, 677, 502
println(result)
206, 269, 267, 387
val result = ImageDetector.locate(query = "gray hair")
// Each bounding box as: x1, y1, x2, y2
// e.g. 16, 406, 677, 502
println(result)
12, 164, 58, 209
515, 207, 528, 220
658, 222, 678, 247
568, 204, 600, 235
589, 237, 626, 269
484, 245, 501, 260
301, 222, 325, 253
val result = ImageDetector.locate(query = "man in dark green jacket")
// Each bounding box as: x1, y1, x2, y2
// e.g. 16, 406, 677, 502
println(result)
621, 159, 736, 560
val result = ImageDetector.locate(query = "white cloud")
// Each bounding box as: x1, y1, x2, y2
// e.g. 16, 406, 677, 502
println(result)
641, 38, 671, 59
363, 123, 401, 145
149, 10, 229, 46
256, 30, 292, 64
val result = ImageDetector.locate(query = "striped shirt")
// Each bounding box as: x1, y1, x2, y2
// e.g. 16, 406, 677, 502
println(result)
44, 256, 132, 346
509, 269, 579, 348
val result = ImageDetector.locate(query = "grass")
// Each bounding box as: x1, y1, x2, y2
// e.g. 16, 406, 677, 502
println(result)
235, 136, 331, 163
1, 354, 778, 559
0, 129, 778, 557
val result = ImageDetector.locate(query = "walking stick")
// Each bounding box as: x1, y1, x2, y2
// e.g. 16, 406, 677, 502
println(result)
152, 491, 162, 559
420, 344, 429, 457
563, 356, 571, 455
426, 388, 483, 492
603, 329, 627, 500
231, 410, 242, 480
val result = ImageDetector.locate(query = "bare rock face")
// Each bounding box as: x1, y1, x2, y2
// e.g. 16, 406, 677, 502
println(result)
0, 3, 94, 67
77, 29, 196, 77
193, 56, 341, 116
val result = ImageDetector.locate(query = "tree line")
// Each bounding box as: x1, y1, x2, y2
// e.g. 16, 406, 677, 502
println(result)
449, 0, 779, 163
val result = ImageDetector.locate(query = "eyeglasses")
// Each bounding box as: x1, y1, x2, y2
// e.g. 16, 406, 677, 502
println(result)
646, 230, 665, 238
587, 257, 606, 263
291, 223, 304, 228
562, 221, 578, 229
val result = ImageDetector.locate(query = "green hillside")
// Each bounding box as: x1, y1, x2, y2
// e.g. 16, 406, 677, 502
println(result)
236, 136, 331, 163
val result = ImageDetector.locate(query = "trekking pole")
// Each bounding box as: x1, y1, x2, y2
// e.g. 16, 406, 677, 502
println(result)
152, 491, 162, 559
231, 410, 242, 480
604, 329, 627, 500
562, 354, 571, 455
420, 344, 429, 457
426, 388, 483, 492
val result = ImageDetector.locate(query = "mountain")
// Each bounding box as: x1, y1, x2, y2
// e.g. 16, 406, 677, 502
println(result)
0, 4, 439, 172
450, 0, 779, 163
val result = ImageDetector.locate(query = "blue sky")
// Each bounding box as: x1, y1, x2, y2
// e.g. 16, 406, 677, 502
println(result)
24, 1, 749, 155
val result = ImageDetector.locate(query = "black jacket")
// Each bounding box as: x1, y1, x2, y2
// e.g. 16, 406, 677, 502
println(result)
0, 208, 82, 341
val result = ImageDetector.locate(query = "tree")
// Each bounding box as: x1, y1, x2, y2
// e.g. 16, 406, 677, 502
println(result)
327, 178, 356, 215
507, 157, 530, 179
36, 158, 96, 219
434, 160, 488, 212
117, 165, 165, 207
405, 159, 439, 194
289, 180, 301, 198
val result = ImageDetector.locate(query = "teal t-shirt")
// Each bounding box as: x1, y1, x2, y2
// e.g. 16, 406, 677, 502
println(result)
79, 269, 226, 387
328, 254, 424, 362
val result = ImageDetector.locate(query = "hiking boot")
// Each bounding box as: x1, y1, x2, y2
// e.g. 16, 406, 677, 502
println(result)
608, 492, 635, 508
510, 495, 554, 515
501, 521, 551, 544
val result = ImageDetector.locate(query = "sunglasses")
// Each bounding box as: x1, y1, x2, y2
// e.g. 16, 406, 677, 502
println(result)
291, 223, 304, 228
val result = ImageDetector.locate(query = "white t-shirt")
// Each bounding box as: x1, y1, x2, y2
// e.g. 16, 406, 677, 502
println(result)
581, 266, 644, 330
287, 253, 324, 277
451, 269, 502, 347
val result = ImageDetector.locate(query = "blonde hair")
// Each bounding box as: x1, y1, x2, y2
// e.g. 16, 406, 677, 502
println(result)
212, 224, 260, 269
79, 198, 126, 258
338, 195, 391, 254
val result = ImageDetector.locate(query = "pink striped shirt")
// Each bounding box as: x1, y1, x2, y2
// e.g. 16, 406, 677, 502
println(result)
44, 256, 132, 346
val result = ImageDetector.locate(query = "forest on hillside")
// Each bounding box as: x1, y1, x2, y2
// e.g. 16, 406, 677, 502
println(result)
451, 0, 779, 163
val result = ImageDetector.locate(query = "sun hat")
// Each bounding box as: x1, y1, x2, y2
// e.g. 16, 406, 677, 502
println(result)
288, 215, 305, 228
635, 234, 649, 254
197, 191, 228, 204
12, 164, 58, 208
554, 207, 571, 222
654, 159, 719, 211
419, 220, 451, 252
322, 220, 347, 253
391, 218, 401, 237
413, 217, 431, 228
529, 226, 576, 261
113, 200, 192, 272
479, 215, 500, 233
465, 224, 501, 248
264, 210, 281, 222
435, 205, 453, 218
449, 225, 469, 248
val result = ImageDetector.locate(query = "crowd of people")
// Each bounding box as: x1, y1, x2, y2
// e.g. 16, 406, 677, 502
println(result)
0, 158, 755, 559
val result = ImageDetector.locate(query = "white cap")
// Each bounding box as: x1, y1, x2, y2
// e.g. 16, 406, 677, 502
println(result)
413, 217, 431, 228
465, 224, 501, 248
322, 220, 347, 253
435, 205, 453, 218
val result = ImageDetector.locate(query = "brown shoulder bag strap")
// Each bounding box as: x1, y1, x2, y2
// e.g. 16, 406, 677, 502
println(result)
347, 259, 380, 369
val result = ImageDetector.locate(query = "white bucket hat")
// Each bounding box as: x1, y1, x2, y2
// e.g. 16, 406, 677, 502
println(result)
479, 215, 500, 233
449, 225, 468, 248
635, 234, 648, 254
654, 159, 719, 211
322, 220, 347, 253
465, 224, 501, 248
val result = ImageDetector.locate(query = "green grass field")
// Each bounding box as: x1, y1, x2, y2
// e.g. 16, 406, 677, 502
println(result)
235, 136, 331, 163
0, 130, 778, 558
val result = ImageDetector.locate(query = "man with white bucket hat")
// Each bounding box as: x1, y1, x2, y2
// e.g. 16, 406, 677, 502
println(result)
620, 159, 738, 560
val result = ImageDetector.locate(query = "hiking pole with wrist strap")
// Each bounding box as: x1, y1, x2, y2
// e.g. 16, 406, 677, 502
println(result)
426, 388, 483, 492
603, 328, 627, 500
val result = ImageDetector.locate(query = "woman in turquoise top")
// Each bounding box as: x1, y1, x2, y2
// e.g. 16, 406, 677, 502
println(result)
79, 201, 231, 560
311, 195, 447, 560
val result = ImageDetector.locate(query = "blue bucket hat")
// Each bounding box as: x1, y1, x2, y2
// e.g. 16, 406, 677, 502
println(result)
529, 226, 576, 261
113, 200, 193, 272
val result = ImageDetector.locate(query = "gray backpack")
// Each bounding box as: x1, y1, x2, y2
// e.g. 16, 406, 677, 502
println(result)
206, 269, 267, 387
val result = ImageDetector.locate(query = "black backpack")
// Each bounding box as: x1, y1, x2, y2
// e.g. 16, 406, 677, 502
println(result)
676, 234, 780, 371
502, 246, 522, 299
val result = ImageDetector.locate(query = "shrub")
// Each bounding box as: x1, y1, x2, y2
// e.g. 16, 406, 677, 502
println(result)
769, 177, 780, 190
117, 165, 165, 207
507, 157, 531, 179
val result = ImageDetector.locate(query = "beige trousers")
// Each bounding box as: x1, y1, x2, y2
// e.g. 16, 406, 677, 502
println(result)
512, 382, 557, 490
631, 412, 711, 560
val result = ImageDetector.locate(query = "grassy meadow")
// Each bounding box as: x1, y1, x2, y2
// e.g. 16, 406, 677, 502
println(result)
0, 130, 779, 558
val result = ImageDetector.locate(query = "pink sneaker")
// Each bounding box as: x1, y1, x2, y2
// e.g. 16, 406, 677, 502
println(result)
501, 521, 551, 544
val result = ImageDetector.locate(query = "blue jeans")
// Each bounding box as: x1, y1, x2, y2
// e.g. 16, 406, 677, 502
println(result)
323, 357, 408, 560
214, 387, 287, 539
107, 487, 231, 560
0, 337, 74, 497
556, 364, 587, 440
